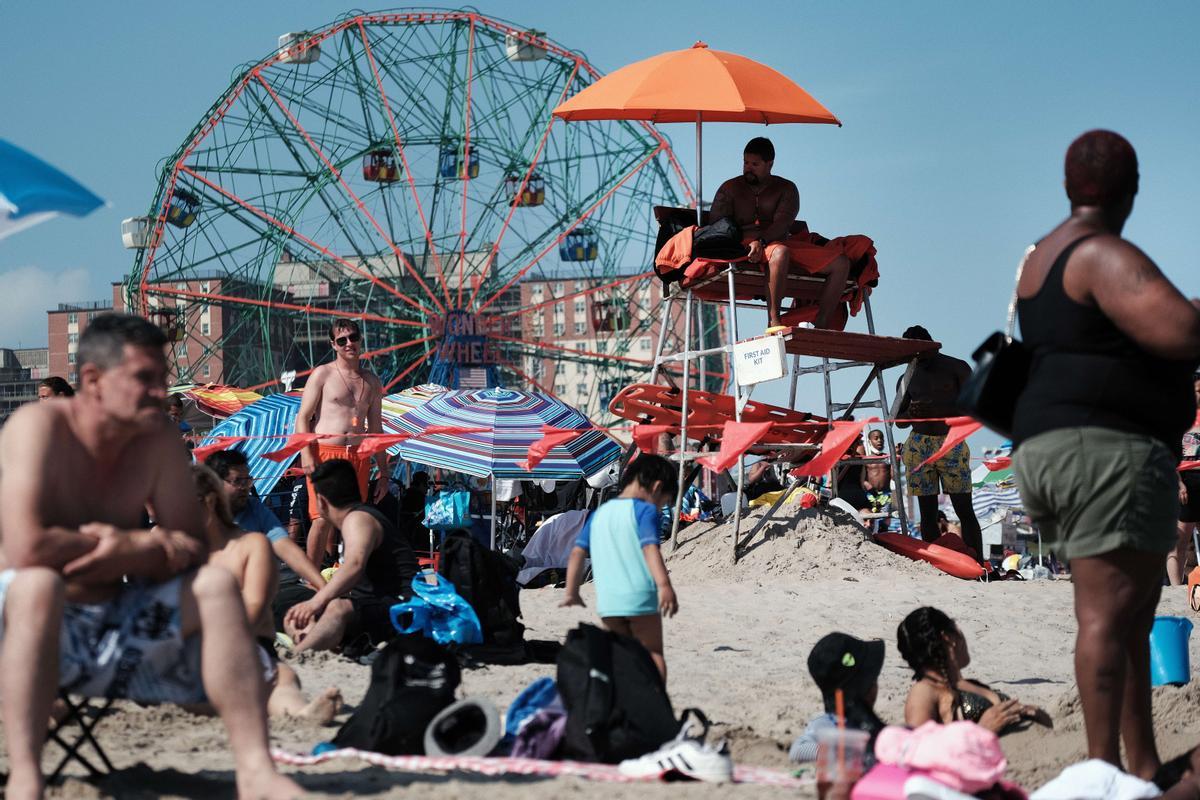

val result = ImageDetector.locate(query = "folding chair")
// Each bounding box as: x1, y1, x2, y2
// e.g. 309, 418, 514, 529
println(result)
46, 692, 116, 781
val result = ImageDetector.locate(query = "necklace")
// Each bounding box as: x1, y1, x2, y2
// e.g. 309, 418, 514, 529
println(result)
335, 363, 364, 429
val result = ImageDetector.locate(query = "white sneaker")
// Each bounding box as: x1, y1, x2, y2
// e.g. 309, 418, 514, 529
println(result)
618, 709, 733, 783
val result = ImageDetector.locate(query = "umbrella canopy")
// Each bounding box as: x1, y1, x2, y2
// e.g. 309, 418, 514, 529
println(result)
0, 139, 104, 241
553, 42, 840, 124
553, 42, 838, 223
393, 387, 620, 480
174, 383, 265, 419
199, 387, 446, 494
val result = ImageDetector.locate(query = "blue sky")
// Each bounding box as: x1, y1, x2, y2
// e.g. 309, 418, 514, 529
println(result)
2, 1, 1197, 450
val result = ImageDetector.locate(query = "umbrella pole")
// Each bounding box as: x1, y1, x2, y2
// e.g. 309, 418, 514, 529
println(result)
695, 112, 704, 224
490, 475, 497, 550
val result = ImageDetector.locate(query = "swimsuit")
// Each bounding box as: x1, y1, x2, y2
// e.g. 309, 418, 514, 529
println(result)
305, 442, 372, 520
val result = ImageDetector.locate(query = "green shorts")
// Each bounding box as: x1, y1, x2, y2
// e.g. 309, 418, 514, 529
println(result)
1014, 427, 1179, 562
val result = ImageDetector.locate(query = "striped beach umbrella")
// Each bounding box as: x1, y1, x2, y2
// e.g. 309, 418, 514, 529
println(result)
198, 386, 446, 494
393, 387, 620, 480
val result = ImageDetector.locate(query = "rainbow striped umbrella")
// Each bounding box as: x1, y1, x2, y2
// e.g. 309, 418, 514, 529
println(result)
393, 387, 620, 480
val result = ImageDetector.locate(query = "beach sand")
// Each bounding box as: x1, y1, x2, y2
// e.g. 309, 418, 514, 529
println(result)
15, 505, 1200, 797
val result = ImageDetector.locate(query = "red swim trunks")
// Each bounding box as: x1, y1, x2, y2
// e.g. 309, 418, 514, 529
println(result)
306, 442, 372, 520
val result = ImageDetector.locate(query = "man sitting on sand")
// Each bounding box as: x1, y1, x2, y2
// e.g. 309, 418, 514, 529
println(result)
295, 318, 389, 569
709, 137, 854, 333
284, 459, 419, 654
193, 464, 342, 724
0, 313, 300, 800
204, 449, 327, 629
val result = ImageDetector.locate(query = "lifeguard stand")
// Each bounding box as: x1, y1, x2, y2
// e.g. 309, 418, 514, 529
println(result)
643, 207, 939, 561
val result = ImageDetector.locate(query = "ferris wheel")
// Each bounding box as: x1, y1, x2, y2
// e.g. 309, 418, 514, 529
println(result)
122, 9, 726, 422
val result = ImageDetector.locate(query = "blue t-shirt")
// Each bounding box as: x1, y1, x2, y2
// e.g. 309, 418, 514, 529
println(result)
576, 497, 660, 618
235, 497, 288, 544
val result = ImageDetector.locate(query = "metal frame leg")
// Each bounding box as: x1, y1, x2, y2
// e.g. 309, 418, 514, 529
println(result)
670, 291, 694, 549
726, 268, 745, 564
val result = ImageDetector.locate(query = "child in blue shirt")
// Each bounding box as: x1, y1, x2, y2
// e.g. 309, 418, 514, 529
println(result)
561, 454, 679, 681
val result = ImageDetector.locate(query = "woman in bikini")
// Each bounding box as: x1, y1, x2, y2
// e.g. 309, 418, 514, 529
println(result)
897, 606, 1051, 735
192, 465, 342, 724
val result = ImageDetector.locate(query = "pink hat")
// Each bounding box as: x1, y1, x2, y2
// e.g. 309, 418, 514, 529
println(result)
873, 722, 1007, 793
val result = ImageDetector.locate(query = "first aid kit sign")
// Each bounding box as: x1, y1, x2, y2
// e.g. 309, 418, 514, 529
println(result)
733, 334, 786, 386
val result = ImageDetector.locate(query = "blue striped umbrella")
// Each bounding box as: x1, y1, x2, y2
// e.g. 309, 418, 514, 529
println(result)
199, 388, 444, 494
393, 387, 620, 480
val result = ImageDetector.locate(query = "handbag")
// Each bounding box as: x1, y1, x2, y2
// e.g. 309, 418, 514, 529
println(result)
956, 245, 1035, 438
423, 488, 471, 530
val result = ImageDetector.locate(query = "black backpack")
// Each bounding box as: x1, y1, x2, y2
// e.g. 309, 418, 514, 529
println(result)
556, 623, 679, 763
332, 634, 460, 755
440, 532, 525, 647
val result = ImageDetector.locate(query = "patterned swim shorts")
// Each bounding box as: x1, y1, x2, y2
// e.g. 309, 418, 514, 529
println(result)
0, 571, 205, 704
901, 433, 972, 497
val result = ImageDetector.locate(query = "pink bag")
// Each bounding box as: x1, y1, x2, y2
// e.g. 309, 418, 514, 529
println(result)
850, 763, 911, 800
873, 721, 1007, 793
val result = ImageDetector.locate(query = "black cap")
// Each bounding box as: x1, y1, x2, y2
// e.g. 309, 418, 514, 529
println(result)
807, 633, 886, 699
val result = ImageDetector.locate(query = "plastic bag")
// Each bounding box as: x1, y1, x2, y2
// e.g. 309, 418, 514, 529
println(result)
424, 489, 471, 530
390, 572, 483, 645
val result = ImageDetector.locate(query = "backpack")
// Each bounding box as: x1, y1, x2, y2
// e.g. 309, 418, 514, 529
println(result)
331, 633, 460, 755
440, 532, 525, 648
556, 623, 678, 763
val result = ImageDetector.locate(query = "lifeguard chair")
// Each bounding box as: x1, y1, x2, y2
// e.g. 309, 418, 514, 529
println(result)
505, 172, 545, 206
559, 227, 598, 262
363, 149, 401, 182
439, 142, 479, 180
166, 190, 200, 228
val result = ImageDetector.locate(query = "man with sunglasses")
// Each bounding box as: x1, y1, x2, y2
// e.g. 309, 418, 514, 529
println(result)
294, 318, 389, 566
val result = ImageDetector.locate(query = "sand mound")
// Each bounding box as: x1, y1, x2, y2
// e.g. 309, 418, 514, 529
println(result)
665, 504, 936, 583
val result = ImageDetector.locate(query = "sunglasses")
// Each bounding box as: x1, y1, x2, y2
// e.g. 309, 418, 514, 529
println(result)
334, 332, 362, 347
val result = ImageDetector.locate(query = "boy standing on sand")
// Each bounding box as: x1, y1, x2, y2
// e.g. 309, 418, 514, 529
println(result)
561, 454, 679, 681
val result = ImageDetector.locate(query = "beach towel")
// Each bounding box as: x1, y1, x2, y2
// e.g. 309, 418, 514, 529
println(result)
1029, 759, 1160, 800
272, 747, 809, 787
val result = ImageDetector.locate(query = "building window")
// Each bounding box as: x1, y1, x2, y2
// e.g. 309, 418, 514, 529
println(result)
176, 343, 187, 358
554, 383, 566, 396
640, 336, 652, 352
532, 286, 543, 300
573, 299, 585, 315
577, 383, 587, 395
68, 313, 78, 324
554, 282, 564, 296
531, 360, 545, 379
553, 323, 565, 337
202, 363, 211, 378
595, 340, 607, 353
68, 333, 78, 344
201, 322, 210, 336
574, 321, 586, 335
68, 371, 76, 383
67, 352, 76, 364
554, 302, 564, 315
574, 281, 585, 293
532, 321, 544, 337
201, 282, 210, 294
575, 342, 586, 353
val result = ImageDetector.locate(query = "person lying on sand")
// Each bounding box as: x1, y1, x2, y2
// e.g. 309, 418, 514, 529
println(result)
193, 465, 343, 724
561, 454, 679, 681
897, 606, 1051, 735
790, 632, 887, 765
0, 313, 300, 800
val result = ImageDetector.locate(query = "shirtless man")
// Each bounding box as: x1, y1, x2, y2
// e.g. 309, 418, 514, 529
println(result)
295, 318, 389, 566
709, 137, 853, 332
894, 325, 984, 561
0, 313, 299, 800
192, 464, 342, 724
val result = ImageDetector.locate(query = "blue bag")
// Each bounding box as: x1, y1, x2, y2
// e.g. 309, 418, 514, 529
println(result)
424, 489, 471, 530
390, 572, 483, 645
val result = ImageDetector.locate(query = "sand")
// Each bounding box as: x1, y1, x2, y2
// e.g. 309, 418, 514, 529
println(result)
13, 505, 1200, 797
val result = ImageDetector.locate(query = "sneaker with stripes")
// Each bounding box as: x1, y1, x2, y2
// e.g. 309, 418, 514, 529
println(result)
617, 709, 733, 783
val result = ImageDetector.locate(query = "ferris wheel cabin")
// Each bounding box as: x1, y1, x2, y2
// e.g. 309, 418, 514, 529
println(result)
439, 142, 479, 180
165, 190, 201, 228
121, 216, 152, 249
505, 30, 547, 62
505, 172, 545, 206
278, 32, 321, 65
363, 149, 402, 182
559, 228, 599, 262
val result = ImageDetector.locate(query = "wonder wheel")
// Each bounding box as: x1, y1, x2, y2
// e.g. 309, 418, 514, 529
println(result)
122, 9, 726, 423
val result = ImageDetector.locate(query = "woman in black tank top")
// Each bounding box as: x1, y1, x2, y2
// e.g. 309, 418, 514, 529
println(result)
1009, 130, 1200, 784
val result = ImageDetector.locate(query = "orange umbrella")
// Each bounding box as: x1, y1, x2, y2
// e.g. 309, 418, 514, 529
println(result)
554, 42, 840, 219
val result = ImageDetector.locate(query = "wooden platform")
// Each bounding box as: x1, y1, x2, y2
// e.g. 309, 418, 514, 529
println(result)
781, 328, 939, 368
682, 265, 833, 305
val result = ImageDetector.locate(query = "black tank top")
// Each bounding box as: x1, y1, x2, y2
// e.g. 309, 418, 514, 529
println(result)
347, 504, 419, 602
1013, 235, 1196, 453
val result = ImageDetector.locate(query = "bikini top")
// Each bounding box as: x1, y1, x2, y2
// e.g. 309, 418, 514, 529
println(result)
953, 682, 1010, 724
